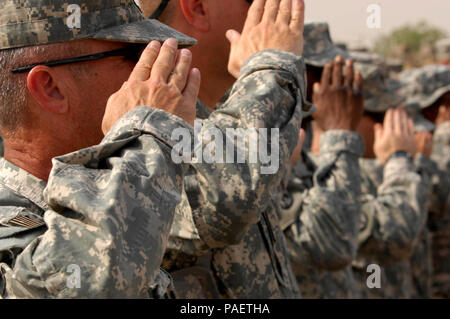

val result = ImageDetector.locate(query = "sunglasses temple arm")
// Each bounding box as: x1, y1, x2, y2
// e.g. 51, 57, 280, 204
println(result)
11, 50, 128, 74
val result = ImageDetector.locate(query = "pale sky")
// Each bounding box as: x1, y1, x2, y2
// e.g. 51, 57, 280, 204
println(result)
305, 0, 450, 48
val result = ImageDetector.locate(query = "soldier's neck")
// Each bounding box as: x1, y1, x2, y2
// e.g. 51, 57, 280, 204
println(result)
192, 56, 235, 109
3, 139, 53, 183
198, 81, 230, 110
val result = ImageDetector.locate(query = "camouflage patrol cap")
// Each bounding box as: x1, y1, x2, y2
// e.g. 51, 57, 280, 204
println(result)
303, 22, 350, 67
398, 64, 450, 110
385, 58, 404, 75
410, 112, 435, 133
436, 38, 450, 62
355, 62, 404, 113
350, 51, 388, 75
0, 0, 196, 51
350, 51, 386, 66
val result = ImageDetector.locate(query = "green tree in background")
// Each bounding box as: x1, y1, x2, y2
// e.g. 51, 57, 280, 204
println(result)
373, 21, 447, 67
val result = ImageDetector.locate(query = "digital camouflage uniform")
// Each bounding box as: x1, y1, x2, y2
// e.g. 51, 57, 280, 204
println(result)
302, 22, 350, 67
0, 107, 193, 298
163, 50, 310, 299
135, 1, 312, 299
281, 133, 364, 299
279, 22, 364, 299
0, 0, 197, 298
399, 65, 450, 133
353, 62, 404, 114
399, 65, 450, 298
429, 122, 450, 298
352, 63, 435, 299
354, 155, 434, 298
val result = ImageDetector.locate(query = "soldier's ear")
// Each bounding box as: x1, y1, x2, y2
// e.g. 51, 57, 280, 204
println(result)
26, 66, 69, 115
180, 0, 210, 32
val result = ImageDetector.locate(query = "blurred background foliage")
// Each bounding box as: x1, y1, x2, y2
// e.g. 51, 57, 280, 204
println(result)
373, 21, 448, 68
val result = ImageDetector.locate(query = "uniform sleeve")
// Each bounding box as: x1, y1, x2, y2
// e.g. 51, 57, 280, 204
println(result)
431, 122, 450, 172
428, 122, 450, 296
357, 153, 434, 264
429, 122, 450, 227
0, 135, 3, 157
283, 130, 364, 271
170, 50, 310, 251
1, 106, 191, 298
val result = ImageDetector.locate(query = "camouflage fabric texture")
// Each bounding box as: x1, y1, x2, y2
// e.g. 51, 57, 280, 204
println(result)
411, 113, 436, 133
354, 62, 404, 113
398, 65, 450, 111
303, 22, 350, 67
409, 228, 433, 298
406, 154, 439, 299
304, 28, 404, 114
350, 51, 389, 74
349, 51, 403, 76
208, 174, 301, 299
280, 130, 365, 299
205, 149, 301, 299
354, 154, 434, 298
428, 122, 450, 298
0, 0, 196, 51
0, 106, 196, 298
170, 101, 300, 299
162, 50, 309, 299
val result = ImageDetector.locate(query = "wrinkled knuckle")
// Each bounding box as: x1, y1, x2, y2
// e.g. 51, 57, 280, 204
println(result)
149, 77, 163, 92
164, 45, 177, 55
260, 20, 271, 29
149, 76, 161, 87
331, 86, 341, 93
125, 80, 137, 89
171, 72, 184, 84
167, 85, 182, 97
107, 92, 117, 104
343, 84, 352, 92
136, 62, 153, 71
254, 7, 264, 17
157, 61, 173, 73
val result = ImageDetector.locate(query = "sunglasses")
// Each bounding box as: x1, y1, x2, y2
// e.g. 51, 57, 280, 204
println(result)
11, 44, 147, 74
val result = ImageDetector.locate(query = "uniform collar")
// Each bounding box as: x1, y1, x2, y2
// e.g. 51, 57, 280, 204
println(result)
0, 158, 49, 212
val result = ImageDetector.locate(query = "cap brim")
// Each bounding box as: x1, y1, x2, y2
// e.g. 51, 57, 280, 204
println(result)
92, 19, 197, 48
417, 85, 450, 109
364, 79, 405, 113
412, 114, 435, 132
364, 93, 404, 113
304, 46, 351, 67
